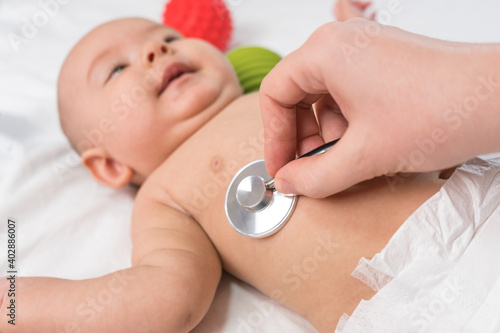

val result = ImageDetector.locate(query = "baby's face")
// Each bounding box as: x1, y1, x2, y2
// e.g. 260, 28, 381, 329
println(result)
60, 18, 241, 178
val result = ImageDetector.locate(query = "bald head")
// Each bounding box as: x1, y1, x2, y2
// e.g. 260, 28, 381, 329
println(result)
58, 48, 88, 153
57, 19, 111, 154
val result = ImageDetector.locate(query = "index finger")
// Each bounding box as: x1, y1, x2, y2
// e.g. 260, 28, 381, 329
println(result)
259, 51, 324, 176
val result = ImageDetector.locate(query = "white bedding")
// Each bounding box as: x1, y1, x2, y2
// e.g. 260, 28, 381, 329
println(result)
1, 0, 499, 332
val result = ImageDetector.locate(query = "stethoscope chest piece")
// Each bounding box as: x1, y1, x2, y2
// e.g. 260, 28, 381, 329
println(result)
225, 159, 297, 238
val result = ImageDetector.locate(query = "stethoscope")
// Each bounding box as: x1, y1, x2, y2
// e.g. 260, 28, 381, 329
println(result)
225, 139, 338, 238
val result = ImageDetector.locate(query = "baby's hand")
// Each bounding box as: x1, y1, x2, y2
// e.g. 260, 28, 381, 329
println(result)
0, 276, 8, 306
0, 276, 55, 332
334, 0, 373, 21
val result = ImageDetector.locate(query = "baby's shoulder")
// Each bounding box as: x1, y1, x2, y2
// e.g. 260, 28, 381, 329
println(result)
136, 168, 189, 215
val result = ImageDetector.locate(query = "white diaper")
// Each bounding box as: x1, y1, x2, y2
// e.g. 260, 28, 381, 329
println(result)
336, 156, 500, 333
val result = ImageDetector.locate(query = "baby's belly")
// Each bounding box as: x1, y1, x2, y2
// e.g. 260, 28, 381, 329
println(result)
200, 171, 446, 331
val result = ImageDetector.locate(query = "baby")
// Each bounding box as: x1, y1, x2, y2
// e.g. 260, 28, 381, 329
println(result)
1, 17, 451, 333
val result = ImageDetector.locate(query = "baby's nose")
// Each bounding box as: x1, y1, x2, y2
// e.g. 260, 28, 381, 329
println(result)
141, 40, 168, 67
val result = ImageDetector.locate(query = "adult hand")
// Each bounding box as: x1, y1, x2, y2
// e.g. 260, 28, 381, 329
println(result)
260, 19, 500, 198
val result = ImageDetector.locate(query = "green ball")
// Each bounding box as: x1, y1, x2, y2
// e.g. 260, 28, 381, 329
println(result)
226, 46, 282, 94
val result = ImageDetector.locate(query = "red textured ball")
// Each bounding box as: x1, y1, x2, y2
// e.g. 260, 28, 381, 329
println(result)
163, 0, 233, 51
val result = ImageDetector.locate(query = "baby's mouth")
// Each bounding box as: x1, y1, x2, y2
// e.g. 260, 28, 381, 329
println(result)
158, 62, 194, 96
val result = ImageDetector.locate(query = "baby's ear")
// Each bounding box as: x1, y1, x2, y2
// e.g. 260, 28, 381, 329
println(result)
81, 147, 133, 189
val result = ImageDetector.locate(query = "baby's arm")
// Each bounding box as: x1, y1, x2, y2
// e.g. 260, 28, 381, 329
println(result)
0, 190, 221, 333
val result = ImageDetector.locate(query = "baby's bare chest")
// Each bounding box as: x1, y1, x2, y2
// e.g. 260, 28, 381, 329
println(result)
154, 93, 266, 229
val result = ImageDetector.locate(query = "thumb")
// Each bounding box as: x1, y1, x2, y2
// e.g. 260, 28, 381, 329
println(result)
274, 132, 376, 198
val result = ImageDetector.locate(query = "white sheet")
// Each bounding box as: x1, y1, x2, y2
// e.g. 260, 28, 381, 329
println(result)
1, 0, 499, 332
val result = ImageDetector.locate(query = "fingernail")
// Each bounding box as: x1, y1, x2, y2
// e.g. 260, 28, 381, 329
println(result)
276, 179, 298, 195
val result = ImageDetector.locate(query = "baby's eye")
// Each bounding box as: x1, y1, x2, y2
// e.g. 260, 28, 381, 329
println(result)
110, 64, 127, 79
164, 35, 179, 43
